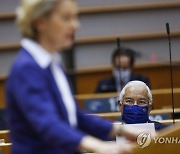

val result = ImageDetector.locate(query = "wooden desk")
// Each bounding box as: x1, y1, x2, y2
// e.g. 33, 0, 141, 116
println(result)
90, 108, 180, 117
0, 143, 11, 154
133, 124, 180, 154
88, 108, 180, 121
0, 130, 10, 143
0, 76, 6, 109
76, 88, 180, 109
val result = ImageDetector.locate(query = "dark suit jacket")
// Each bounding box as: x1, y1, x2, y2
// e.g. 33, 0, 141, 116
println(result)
6, 48, 112, 154
96, 74, 150, 93
148, 120, 169, 131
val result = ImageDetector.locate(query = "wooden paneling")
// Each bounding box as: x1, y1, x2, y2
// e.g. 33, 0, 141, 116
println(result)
0, 43, 20, 52
76, 31, 180, 44
1, 31, 180, 52
79, 2, 180, 14
1, 1, 180, 20
1, 61, 180, 109
0, 13, 15, 20
76, 61, 180, 94
76, 68, 111, 94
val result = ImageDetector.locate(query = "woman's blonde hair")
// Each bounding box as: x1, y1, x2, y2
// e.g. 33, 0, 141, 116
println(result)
16, 0, 62, 39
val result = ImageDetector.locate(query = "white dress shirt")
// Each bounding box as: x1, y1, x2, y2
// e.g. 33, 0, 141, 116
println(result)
21, 38, 77, 127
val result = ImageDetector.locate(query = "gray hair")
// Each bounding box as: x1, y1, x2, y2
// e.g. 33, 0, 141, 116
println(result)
119, 80, 153, 104
16, 0, 63, 38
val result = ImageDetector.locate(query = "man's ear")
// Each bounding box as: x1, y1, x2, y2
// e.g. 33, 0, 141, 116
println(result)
118, 100, 121, 108
148, 104, 152, 113
118, 100, 123, 112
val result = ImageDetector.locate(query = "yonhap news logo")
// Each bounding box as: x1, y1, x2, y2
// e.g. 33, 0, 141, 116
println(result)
137, 132, 151, 148
137, 132, 180, 148
154, 136, 180, 144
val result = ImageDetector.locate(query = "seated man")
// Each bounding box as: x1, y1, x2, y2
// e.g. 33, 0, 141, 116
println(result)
118, 80, 168, 131
96, 47, 150, 93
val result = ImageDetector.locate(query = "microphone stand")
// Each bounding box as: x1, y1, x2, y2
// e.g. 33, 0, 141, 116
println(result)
166, 23, 175, 125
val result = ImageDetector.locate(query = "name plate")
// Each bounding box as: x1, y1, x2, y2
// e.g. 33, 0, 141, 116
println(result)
85, 97, 119, 113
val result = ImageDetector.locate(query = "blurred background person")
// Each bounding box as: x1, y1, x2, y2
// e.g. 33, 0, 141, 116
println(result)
118, 80, 168, 131
96, 47, 150, 93
6, 0, 137, 154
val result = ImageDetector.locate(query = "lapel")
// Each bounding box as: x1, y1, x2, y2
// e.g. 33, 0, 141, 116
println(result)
22, 48, 72, 125
44, 65, 70, 124
56, 62, 76, 95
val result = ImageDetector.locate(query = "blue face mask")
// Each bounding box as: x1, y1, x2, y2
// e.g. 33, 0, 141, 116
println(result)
122, 105, 149, 124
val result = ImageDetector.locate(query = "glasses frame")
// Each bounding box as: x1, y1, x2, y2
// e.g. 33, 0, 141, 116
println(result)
122, 97, 149, 106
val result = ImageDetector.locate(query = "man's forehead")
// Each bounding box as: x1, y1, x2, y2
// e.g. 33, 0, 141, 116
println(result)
124, 85, 148, 98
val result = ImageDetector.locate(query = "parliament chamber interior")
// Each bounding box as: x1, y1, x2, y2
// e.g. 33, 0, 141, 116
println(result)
0, 0, 180, 153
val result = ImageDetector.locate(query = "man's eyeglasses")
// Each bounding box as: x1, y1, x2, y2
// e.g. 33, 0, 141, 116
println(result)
123, 98, 149, 106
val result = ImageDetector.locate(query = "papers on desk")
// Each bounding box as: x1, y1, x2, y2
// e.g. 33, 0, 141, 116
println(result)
116, 123, 155, 145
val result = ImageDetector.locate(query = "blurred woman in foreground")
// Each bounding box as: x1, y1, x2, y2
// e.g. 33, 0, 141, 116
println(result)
6, 0, 135, 153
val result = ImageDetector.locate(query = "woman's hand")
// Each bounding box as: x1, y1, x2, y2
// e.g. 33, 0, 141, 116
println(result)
95, 141, 132, 154
79, 136, 132, 154
111, 123, 138, 142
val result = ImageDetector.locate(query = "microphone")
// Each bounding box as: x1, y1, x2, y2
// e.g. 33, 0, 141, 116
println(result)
166, 23, 170, 35
166, 23, 175, 125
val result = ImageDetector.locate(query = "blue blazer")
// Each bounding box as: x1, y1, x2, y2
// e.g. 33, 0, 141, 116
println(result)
6, 48, 112, 154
